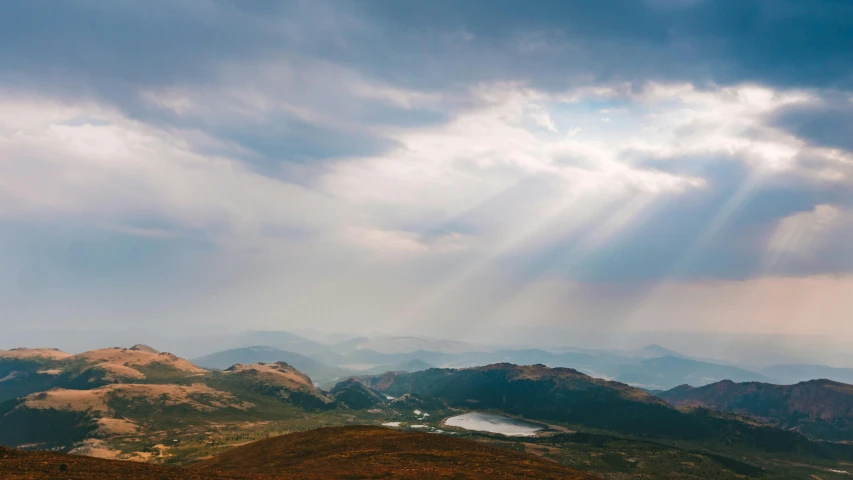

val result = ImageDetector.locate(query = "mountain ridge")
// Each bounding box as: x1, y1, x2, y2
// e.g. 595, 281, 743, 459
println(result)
659, 378, 853, 440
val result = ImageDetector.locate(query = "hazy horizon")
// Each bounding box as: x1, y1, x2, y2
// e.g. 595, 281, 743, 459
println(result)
2, 1, 852, 367
5, 326, 853, 370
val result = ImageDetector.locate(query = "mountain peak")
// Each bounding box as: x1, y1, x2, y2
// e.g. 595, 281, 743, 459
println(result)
128, 344, 159, 354
73, 347, 206, 380
0, 348, 73, 360
224, 362, 315, 390
475, 362, 588, 380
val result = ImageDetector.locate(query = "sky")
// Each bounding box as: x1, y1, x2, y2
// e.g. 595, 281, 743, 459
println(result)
1, 1, 852, 357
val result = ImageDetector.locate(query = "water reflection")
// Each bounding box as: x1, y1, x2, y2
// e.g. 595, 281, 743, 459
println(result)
444, 412, 545, 436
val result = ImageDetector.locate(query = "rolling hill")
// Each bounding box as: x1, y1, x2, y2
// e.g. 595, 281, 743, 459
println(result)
0, 381, 257, 449
0, 345, 209, 403
217, 362, 334, 410
0, 445, 249, 480
0, 349, 337, 450
192, 346, 351, 385
192, 425, 597, 479
0, 426, 595, 479
0, 348, 73, 361
5, 343, 853, 479
659, 379, 853, 441
357, 362, 672, 432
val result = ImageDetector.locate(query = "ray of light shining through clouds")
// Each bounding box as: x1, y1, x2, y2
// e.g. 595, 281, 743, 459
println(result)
1, 0, 853, 366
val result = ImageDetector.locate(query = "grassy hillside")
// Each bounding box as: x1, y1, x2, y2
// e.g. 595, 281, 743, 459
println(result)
193, 425, 597, 479
209, 362, 334, 411
660, 379, 853, 441
0, 346, 210, 403
0, 426, 597, 479
329, 379, 385, 410
5, 346, 853, 479
357, 364, 852, 461
0, 356, 338, 451
0, 445, 249, 480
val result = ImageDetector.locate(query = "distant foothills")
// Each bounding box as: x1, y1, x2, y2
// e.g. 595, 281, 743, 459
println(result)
183, 331, 853, 390
4, 333, 853, 479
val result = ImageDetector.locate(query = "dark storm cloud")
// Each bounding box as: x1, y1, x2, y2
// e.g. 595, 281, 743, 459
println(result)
0, 1, 278, 86
344, 0, 853, 90
2, 0, 851, 174
2, 0, 852, 283
4, 0, 852, 102
0, 1, 404, 169
772, 101, 853, 151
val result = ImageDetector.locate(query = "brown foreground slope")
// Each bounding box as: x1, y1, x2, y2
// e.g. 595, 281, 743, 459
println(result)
194, 425, 597, 479
0, 426, 594, 479
0, 445, 259, 480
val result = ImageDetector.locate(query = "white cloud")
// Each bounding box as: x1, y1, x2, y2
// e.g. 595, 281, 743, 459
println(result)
320, 83, 700, 237
3, 77, 853, 339
0, 96, 354, 245
626, 83, 816, 172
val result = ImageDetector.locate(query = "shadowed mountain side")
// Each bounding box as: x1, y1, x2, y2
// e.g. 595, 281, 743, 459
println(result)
0, 382, 254, 449
659, 379, 853, 441
0, 346, 209, 403
329, 379, 385, 410
354, 364, 853, 459
218, 362, 334, 409
357, 363, 673, 432
193, 425, 597, 479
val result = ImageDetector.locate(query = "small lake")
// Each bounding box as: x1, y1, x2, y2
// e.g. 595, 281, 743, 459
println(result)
444, 412, 546, 436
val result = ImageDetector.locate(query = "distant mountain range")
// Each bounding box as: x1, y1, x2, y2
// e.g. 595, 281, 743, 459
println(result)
192, 346, 352, 385
189, 333, 853, 392
610, 355, 775, 390
761, 364, 853, 385
16, 330, 853, 393
324, 346, 772, 390
192, 346, 435, 388
55, 330, 853, 391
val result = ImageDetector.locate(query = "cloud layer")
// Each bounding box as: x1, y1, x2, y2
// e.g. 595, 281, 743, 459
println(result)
1, 0, 851, 344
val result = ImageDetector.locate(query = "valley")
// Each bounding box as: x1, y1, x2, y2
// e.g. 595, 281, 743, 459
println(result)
4, 337, 853, 478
